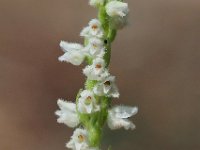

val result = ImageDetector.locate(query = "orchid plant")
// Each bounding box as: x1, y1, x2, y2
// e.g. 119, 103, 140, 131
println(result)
55, 0, 138, 149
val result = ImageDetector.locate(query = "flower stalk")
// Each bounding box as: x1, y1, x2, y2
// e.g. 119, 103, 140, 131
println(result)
55, 0, 138, 150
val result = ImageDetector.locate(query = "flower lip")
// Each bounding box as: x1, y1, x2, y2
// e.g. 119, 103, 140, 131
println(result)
87, 96, 92, 99
95, 64, 102, 69
92, 24, 98, 30
78, 134, 85, 143
92, 44, 98, 48
85, 96, 92, 105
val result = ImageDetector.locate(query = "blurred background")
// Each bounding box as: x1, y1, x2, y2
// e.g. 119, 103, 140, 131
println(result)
0, 0, 200, 150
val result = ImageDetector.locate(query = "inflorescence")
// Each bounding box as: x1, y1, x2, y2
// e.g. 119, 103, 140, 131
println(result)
55, 0, 138, 150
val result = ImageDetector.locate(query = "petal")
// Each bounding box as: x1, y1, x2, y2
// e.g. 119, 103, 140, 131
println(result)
89, 19, 101, 27
106, 1, 129, 17
80, 19, 104, 38
75, 142, 83, 150
112, 106, 138, 119
103, 84, 111, 94
110, 84, 119, 98
71, 128, 89, 150
80, 90, 93, 98
57, 99, 76, 112
58, 51, 85, 66
85, 104, 93, 114
93, 84, 104, 96
55, 100, 79, 128
78, 98, 90, 114
107, 114, 135, 130
87, 39, 104, 57
60, 41, 83, 52
78, 90, 99, 114
58, 113, 79, 128
119, 118, 136, 130
66, 139, 75, 149
80, 26, 90, 37
83, 66, 92, 77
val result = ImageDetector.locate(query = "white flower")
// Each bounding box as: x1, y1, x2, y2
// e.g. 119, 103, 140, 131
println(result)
55, 99, 79, 128
78, 90, 100, 114
85, 38, 105, 58
83, 58, 109, 81
105, 1, 129, 17
67, 128, 100, 150
107, 106, 138, 130
93, 75, 119, 98
66, 128, 89, 150
89, 0, 104, 7
58, 41, 86, 66
80, 19, 104, 39
105, 1, 129, 29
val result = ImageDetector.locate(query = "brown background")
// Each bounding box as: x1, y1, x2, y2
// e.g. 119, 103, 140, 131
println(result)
0, 0, 200, 150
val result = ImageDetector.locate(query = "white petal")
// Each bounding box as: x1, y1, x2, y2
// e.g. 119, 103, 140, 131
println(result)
75, 142, 82, 150
80, 19, 104, 38
83, 58, 109, 81
107, 114, 135, 130
118, 118, 136, 130
89, 19, 101, 28
67, 128, 89, 150
109, 83, 119, 98
93, 58, 105, 74
111, 15, 129, 30
107, 105, 138, 130
113, 106, 138, 118
80, 90, 93, 98
93, 84, 104, 96
85, 105, 93, 114
106, 1, 129, 17
60, 41, 83, 52
55, 99, 79, 128
103, 84, 112, 94
78, 99, 93, 114
93, 57, 105, 68
87, 41, 105, 57
80, 27, 90, 37
66, 139, 74, 149
78, 90, 99, 114
57, 99, 76, 111
83, 66, 92, 76
58, 50, 85, 66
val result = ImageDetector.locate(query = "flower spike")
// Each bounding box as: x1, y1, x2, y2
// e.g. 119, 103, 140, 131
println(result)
55, 1, 138, 149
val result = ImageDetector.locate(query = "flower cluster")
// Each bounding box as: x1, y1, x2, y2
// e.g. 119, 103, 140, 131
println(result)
55, 0, 138, 150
